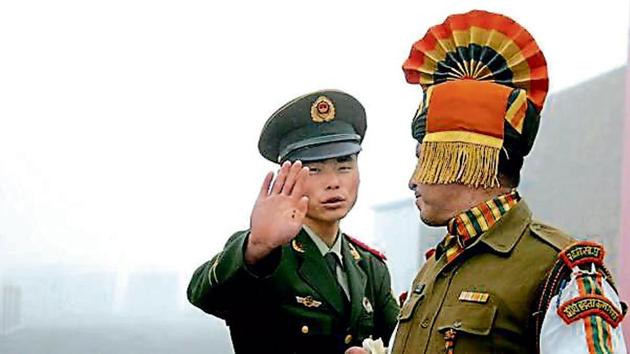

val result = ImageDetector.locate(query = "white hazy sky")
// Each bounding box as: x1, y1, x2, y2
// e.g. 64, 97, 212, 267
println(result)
1, 0, 628, 274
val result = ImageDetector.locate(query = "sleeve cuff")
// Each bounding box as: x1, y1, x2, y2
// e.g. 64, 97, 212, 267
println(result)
241, 233, 283, 279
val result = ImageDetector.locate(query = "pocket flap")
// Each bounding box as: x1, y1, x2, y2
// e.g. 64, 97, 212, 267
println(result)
398, 290, 425, 321
437, 303, 497, 336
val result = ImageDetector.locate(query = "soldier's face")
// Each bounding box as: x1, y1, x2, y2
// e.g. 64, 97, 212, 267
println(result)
408, 144, 472, 226
302, 155, 359, 224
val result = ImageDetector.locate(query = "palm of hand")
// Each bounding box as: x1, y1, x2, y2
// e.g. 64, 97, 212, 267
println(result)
247, 161, 310, 262
250, 192, 307, 248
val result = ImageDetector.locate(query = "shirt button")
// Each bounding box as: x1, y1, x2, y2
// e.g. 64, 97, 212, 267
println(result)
301, 325, 309, 334
344, 334, 353, 344
421, 318, 430, 328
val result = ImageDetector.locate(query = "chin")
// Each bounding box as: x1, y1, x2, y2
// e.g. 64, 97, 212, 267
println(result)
419, 210, 448, 227
313, 208, 350, 223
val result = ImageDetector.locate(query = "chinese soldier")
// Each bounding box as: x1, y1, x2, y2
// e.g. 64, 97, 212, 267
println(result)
187, 90, 399, 354
382, 10, 628, 354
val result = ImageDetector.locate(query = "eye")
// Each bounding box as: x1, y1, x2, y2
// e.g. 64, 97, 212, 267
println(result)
339, 165, 353, 172
308, 167, 320, 174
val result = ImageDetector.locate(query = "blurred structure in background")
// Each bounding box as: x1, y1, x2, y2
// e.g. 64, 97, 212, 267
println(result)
621, 16, 630, 346
1, 285, 22, 335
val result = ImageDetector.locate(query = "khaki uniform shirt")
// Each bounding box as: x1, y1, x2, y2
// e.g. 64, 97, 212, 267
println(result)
391, 200, 575, 353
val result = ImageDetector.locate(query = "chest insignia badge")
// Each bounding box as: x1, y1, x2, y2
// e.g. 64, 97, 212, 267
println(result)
458, 291, 490, 303
362, 297, 374, 313
296, 295, 322, 308
292, 239, 305, 253
348, 243, 361, 261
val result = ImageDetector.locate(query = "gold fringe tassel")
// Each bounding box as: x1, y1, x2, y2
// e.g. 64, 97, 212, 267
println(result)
413, 141, 500, 188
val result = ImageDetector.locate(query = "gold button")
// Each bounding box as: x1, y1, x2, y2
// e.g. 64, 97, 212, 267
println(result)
301, 325, 309, 334
344, 334, 353, 344
421, 318, 430, 328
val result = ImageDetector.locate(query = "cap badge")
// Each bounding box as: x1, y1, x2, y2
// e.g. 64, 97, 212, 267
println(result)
311, 96, 335, 123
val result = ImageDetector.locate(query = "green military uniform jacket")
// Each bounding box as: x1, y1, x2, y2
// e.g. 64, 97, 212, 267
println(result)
188, 228, 399, 354
391, 200, 576, 354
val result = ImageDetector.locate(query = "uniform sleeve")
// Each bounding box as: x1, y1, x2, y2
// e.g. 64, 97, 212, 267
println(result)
373, 261, 401, 346
539, 265, 627, 354
186, 230, 282, 319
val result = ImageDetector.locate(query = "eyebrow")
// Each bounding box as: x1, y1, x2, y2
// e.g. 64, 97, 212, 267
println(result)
336, 155, 355, 163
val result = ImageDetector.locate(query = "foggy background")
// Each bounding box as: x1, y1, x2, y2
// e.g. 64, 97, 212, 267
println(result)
1, 0, 629, 353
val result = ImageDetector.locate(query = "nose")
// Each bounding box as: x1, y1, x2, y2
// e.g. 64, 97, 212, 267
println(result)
410, 144, 422, 191
325, 172, 341, 190
409, 163, 420, 191
408, 175, 417, 191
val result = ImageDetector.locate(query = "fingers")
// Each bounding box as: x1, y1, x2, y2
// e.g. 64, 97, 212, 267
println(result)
258, 171, 274, 198
281, 160, 303, 195
270, 161, 290, 194
290, 166, 310, 199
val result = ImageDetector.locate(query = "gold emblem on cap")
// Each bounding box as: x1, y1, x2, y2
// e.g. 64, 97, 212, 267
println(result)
296, 295, 322, 308
311, 96, 335, 123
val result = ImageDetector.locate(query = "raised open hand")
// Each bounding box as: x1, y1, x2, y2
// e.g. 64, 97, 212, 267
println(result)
245, 160, 310, 265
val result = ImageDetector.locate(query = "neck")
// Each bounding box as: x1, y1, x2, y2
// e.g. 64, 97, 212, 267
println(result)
304, 218, 340, 247
450, 186, 513, 219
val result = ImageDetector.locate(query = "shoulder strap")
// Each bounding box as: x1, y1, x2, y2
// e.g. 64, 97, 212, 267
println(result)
344, 234, 387, 261
529, 221, 575, 251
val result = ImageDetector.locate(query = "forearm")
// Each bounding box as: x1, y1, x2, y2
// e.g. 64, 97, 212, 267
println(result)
186, 230, 251, 317
186, 230, 282, 317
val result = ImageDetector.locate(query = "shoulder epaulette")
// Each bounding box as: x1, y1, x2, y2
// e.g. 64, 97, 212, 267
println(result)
529, 221, 575, 251
345, 235, 387, 261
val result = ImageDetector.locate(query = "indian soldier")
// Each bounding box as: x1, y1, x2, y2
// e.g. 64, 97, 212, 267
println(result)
349, 9, 627, 354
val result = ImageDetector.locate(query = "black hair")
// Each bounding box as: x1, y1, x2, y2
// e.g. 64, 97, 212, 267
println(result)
498, 149, 523, 188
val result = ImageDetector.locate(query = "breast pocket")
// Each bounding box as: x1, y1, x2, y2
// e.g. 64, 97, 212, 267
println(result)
398, 284, 426, 321
389, 284, 427, 352
436, 303, 497, 353
281, 296, 336, 337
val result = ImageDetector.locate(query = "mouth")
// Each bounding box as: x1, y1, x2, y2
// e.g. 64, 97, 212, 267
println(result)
321, 196, 347, 209
414, 192, 423, 209
414, 193, 423, 211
